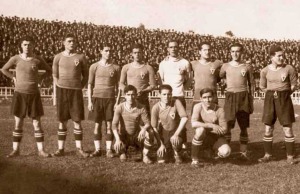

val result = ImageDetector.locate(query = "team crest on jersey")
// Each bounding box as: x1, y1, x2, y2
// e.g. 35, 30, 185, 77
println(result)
241, 69, 246, 77
169, 112, 175, 119
74, 59, 79, 66
140, 72, 145, 79
281, 73, 287, 82
210, 68, 215, 75
109, 70, 115, 77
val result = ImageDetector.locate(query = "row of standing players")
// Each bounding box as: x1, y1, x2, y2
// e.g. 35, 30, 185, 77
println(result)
1, 34, 298, 166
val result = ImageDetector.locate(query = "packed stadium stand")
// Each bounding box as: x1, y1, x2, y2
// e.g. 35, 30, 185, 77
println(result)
0, 15, 299, 88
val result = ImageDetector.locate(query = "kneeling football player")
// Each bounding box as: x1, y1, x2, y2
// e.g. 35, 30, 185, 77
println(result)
151, 84, 188, 164
112, 85, 163, 164
191, 88, 231, 167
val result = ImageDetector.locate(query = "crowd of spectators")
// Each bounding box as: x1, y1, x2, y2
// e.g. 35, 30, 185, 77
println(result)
0, 15, 299, 89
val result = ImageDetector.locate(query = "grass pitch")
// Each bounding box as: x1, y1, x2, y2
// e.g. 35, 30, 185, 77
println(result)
1, 99, 300, 194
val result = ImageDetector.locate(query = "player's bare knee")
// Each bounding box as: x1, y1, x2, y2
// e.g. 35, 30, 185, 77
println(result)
283, 125, 294, 137
265, 125, 274, 136
73, 121, 81, 129
32, 118, 41, 131
194, 127, 205, 139
15, 116, 24, 129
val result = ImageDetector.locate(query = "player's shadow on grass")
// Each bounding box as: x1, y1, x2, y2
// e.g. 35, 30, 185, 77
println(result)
0, 158, 133, 194
181, 141, 300, 166
226, 141, 300, 166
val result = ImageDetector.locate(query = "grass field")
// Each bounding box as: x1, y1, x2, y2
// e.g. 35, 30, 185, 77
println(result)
1, 99, 300, 194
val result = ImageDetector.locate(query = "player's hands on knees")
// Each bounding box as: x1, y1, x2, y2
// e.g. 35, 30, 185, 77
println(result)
88, 103, 93, 111
170, 135, 180, 147
138, 128, 147, 142
157, 144, 166, 157
211, 124, 224, 135
114, 140, 124, 153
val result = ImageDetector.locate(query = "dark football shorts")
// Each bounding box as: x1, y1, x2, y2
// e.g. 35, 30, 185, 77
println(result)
159, 125, 183, 150
262, 90, 295, 126
224, 91, 252, 129
88, 98, 115, 122
11, 91, 44, 119
56, 87, 84, 122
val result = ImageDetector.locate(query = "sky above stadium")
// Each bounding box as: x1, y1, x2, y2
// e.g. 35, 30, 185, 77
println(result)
0, 0, 299, 40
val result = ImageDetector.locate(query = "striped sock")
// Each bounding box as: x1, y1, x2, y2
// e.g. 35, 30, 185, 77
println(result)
58, 129, 67, 141
240, 135, 249, 145
143, 138, 152, 150
285, 136, 295, 156
224, 132, 231, 144
34, 130, 44, 142
74, 128, 83, 141
13, 129, 23, 142
191, 138, 203, 161
263, 135, 273, 155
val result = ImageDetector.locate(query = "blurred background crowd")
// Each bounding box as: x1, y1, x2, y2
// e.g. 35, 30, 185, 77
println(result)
1, 15, 299, 90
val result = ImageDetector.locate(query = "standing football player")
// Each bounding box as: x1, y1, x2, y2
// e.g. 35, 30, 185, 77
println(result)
87, 43, 120, 158
158, 40, 192, 153
191, 88, 231, 167
219, 43, 255, 160
258, 45, 298, 164
52, 34, 89, 158
119, 44, 156, 114
151, 84, 188, 164
191, 42, 222, 106
1, 36, 52, 157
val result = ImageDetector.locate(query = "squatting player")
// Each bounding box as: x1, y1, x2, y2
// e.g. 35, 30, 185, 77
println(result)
191, 88, 231, 167
112, 85, 162, 164
1, 36, 52, 158
258, 45, 298, 164
119, 44, 156, 113
151, 84, 188, 164
52, 34, 89, 158
219, 43, 255, 160
87, 43, 120, 158
158, 40, 192, 152
191, 42, 222, 105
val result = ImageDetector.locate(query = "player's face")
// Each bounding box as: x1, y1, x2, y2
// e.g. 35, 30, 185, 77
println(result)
64, 37, 76, 51
200, 92, 213, 107
124, 91, 136, 105
200, 44, 211, 60
101, 47, 111, 60
132, 48, 143, 62
168, 42, 179, 57
21, 41, 34, 54
271, 51, 284, 65
230, 46, 242, 61
160, 89, 172, 104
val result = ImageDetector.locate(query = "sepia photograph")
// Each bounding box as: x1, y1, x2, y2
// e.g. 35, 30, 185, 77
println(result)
0, 0, 300, 193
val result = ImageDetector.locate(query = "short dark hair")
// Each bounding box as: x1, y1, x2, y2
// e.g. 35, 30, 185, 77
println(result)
131, 43, 143, 51
19, 36, 35, 45
167, 40, 179, 47
229, 42, 244, 52
63, 33, 76, 41
269, 45, 283, 56
100, 42, 112, 50
124, 85, 137, 94
200, 88, 214, 97
199, 42, 211, 50
159, 84, 173, 93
